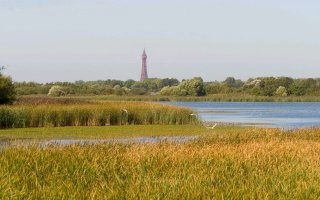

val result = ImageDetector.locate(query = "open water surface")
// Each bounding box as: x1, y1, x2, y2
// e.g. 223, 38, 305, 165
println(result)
167, 102, 320, 129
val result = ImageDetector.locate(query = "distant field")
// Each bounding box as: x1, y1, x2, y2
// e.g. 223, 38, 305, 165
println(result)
1, 126, 320, 199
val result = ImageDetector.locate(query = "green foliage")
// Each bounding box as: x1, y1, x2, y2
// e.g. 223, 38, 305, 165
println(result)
0, 75, 16, 104
179, 77, 206, 96
275, 86, 288, 96
243, 77, 301, 97
13, 76, 320, 98
14, 82, 50, 95
130, 87, 147, 95
275, 77, 294, 88
131, 78, 180, 94
289, 82, 307, 96
259, 77, 278, 96
205, 82, 233, 94
223, 77, 244, 88
160, 77, 205, 96
160, 86, 179, 96
160, 78, 180, 87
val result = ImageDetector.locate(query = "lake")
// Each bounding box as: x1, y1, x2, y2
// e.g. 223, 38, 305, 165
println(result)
166, 102, 320, 129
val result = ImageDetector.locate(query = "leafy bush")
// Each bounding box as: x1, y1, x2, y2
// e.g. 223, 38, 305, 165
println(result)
0, 76, 16, 104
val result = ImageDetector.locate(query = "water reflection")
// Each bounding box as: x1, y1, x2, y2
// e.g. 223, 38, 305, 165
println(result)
0, 136, 199, 148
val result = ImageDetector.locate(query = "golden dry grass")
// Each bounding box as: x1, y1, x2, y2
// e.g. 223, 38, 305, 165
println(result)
1, 127, 320, 199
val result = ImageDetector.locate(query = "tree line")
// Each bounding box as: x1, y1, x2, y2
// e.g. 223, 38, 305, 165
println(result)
14, 76, 320, 97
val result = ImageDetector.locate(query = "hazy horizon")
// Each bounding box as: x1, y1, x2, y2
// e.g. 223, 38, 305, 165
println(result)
1, 0, 320, 83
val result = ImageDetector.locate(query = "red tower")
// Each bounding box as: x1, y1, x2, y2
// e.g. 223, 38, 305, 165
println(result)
140, 49, 148, 81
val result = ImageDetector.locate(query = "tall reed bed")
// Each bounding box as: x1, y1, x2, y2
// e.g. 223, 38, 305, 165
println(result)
0, 102, 197, 128
1, 127, 320, 199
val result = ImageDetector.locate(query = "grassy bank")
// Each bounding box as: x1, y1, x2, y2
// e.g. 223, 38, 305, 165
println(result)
0, 125, 204, 139
0, 102, 197, 128
1, 127, 320, 199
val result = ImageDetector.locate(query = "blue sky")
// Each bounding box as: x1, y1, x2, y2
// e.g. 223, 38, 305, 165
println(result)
1, 0, 320, 82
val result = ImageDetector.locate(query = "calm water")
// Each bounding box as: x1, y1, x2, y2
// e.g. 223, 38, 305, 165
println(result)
167, 102, 320, 129
0, 136, 199, 149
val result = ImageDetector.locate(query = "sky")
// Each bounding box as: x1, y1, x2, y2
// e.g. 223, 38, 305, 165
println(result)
1, 0, 320, 83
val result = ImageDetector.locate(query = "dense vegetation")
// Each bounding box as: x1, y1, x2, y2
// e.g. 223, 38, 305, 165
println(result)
1, 126, 320, 199
0, 101, 197, 129
0, 67, 16, 104
15, 76, 320, 98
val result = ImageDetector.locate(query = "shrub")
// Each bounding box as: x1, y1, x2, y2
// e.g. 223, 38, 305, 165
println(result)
0, 76, 16, 104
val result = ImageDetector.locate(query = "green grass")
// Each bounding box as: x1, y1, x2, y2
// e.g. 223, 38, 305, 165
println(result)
0, 125, 205, 140
1, 127, 320, 199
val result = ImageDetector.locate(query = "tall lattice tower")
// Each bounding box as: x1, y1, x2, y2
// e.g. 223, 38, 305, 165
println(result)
140, 49, 148, 81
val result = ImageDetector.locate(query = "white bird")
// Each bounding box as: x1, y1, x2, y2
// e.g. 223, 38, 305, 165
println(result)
206, 123, 217, 129
121, 109, 128, 114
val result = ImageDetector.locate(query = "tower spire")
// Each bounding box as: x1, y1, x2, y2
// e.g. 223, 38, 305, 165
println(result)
140, 49, 148, 81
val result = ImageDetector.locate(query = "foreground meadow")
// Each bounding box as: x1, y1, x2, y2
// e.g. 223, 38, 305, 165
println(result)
1, 126, 320, 199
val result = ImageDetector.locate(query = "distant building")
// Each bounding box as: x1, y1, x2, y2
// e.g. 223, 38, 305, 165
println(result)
140, 49, 148, 81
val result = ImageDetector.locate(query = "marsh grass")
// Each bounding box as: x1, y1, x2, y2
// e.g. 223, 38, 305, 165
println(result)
1, 127, 320, 199
0, 102, 198, 128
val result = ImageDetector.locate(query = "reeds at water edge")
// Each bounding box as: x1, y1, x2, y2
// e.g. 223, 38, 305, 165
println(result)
0, 102, 198, 128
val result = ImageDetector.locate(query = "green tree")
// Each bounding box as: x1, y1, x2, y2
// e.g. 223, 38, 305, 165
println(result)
205, 82, 233, 94
160, 86, 180, 96
142, 78, 161, 92
124, 79, 136, 88
288, 78, 315, 96
223, 77, 244, 88
0, 67, 16, 104
275, 77, 294, 89
259, 77, 278, 96
160, 78, 180, 87
178, 77, 206, 96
